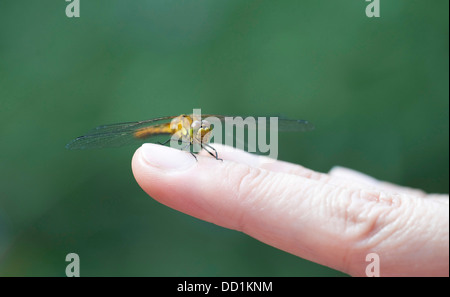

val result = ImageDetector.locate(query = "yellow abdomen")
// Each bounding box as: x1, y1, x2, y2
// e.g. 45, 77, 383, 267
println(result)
134, 124, 174, 139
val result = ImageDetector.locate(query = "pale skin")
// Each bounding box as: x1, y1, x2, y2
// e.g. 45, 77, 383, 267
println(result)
132, 143, 449, 276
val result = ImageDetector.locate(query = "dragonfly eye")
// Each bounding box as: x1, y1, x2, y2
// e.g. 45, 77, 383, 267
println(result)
191, 120, 201, 130
201, 120, 211, 129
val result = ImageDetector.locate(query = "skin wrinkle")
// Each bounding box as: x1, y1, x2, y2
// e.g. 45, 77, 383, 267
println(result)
228, 163, 261, 231
267, 176, 308, 240
235, 165, 260, 205
238, 170, 288, 234
294, 182, 340, 231
347, 194, 446, 276
418, 203, 449, 275
195, 161, 241, 227
237, 169, 262, 233
397, 197, 436, 247
317, 185, 402, 256
208, 161, 278, 231
336, 190, 407, 274
430, 216, 449, 262
350, 189, 402, 243
267, 184, 328, 263
292, 181, 347, 258
233, 169, 322, 258
295, 183, 358, 271
360, 206, 425, 275
324, 185, 353, 234
283, 178, 319, 232
358, 201, 402, 251
388, 204, 420, 252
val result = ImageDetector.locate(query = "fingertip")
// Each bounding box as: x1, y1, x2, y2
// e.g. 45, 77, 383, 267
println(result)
132, 143, 230, 220
134, 143, 197, 171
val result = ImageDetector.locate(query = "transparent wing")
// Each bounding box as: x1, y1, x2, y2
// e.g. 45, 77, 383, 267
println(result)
66, 116, 177, 150
276, 118, 314, 132
85, 115, 178, 134
201, 115, 314, 152
203, 115, 314, 132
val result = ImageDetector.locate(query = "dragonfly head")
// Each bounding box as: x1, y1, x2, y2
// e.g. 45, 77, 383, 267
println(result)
191, 120, 213, 144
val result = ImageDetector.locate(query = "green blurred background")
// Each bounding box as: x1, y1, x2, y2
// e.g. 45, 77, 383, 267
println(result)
0, 0, 448, 276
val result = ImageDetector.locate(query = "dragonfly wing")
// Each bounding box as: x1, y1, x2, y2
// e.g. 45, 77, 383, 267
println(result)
277, 118, 314, 132
200, 115, 313, 153
65, 127, 172, 150
203, 115, 314, 132
86, 115, 178, 134
66, 116, 177, 150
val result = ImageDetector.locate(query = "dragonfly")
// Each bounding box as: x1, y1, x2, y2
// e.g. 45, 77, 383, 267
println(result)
65, 114, 314, 160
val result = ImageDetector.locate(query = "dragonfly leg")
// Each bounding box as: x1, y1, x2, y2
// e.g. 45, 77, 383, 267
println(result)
202, 143, 223, 161
159, 138, 192, 149
159, 138, 198, 161
180, 142, 198, 162
190, 152, 198, 162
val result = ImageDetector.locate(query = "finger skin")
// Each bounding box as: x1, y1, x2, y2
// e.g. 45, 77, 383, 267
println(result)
132, 144, 449, 276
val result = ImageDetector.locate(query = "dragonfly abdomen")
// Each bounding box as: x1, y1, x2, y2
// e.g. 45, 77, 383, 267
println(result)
134, 124, 174, 139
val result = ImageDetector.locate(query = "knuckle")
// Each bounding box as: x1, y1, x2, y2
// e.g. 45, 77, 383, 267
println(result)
343, 188, 403, 241
337, 188, 406, 272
